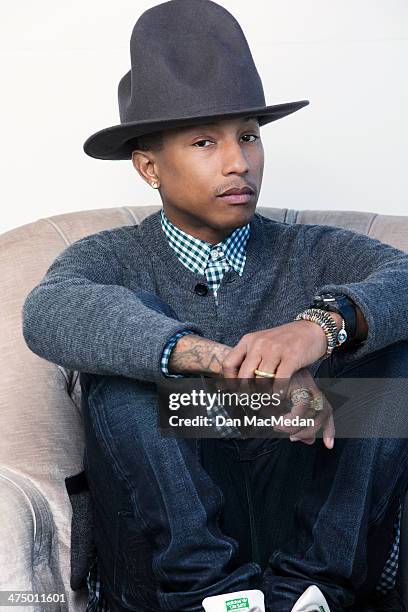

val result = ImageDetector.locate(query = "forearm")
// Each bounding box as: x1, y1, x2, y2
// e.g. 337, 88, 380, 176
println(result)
305, 223, 408, 360
168, 307, 369, 377
168, 333, 231, 377
22, 235, 205, 384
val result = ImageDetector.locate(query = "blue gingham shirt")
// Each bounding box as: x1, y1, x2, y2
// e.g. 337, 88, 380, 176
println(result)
85, 208, 401, 610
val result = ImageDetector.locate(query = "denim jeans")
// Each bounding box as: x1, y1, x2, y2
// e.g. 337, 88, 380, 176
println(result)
80, 290, 408, 612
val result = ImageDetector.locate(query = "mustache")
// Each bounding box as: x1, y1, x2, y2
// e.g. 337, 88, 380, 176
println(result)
216, 182, 257, 196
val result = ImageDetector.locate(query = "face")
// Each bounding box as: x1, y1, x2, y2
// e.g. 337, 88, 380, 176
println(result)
131, 115, 264, 244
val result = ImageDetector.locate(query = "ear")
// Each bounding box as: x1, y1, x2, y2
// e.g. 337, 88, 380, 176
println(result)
131, 150, 159, 187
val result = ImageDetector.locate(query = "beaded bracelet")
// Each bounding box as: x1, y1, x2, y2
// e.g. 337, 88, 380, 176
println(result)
294, 307, 345, 358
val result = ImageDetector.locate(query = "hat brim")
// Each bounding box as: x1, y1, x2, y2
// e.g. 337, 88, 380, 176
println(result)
83, 99, 309, 161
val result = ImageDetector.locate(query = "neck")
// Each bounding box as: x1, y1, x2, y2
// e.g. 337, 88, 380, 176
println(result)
162, 208, 246, 244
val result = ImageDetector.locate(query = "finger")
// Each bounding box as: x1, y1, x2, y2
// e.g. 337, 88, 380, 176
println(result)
221, 343, 248, 393
285, 400, 328, 438
322, 412, 336, 449
237, 353, 264, 379
288, 415, 329, 443
236, 353, 264, 396
289, 422, 320, 439
289, 399, 334, 443
285, 380, 327, 428
222, 342, 247, 379
284, 412, 325, 438
287, 395, 312, 419
252, 358, 281, 380
312, 393, 335, 448
273, 358, 298, 401
249, 358, 281, 397
274, 411, 317, 435
273, 400, 312, 434
273, 384, 315, 433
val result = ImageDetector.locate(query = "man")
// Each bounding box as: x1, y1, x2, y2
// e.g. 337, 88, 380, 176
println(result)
22, 1, 408, 611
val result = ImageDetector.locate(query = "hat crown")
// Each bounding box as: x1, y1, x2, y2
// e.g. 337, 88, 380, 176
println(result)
118, 0, 265, 124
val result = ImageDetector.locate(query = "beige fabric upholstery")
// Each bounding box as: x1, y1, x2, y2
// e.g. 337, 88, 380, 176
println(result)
1, 204, 408, 611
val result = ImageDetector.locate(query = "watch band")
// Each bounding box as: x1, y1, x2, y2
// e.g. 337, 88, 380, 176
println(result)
311, 293, 357, 343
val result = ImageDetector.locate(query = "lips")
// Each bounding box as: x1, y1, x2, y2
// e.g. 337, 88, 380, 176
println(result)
216, 185, 255, 205
217, 193, 253, 205
218, 186, 254, 196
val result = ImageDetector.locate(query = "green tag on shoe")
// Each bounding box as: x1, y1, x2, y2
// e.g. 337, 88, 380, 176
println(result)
225, 597, 250, 610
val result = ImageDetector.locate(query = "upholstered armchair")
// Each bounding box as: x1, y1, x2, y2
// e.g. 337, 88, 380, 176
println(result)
2, 204, 408, 611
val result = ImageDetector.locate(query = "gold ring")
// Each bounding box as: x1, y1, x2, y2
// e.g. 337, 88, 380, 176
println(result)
290, 388, 312, 403
254, 368, 276, 378
310, 395, 324, 412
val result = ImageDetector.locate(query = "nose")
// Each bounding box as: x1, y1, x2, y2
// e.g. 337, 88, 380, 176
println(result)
221, 138, 250, 176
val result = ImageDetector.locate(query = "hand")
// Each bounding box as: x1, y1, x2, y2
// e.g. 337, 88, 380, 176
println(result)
273, 367, 335, 449
221, 319, 330, 381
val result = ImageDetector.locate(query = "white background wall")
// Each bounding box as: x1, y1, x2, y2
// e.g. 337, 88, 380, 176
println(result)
1, 1, 407, 234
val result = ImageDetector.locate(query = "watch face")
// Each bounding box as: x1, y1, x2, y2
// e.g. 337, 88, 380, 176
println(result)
313, 293, 338, 310
321, 293, 336, 303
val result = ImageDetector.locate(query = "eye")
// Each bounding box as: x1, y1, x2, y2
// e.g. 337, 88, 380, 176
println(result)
193, 139, 213, 147
242, 134, 259, 142
192, 134, 260, 147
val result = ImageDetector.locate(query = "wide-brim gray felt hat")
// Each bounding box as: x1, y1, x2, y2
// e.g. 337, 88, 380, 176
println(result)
83, 0, 309, 161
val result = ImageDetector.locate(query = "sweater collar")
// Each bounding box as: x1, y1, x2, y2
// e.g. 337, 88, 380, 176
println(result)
138, 208, 267, 294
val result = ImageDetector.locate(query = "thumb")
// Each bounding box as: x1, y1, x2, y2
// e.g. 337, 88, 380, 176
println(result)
322, 413, 335, 449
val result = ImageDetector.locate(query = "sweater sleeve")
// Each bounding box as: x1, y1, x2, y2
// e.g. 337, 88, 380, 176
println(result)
21, 232, 206, 384
302, 223, 408, 366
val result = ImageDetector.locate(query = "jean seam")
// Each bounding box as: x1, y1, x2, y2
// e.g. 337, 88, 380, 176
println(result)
90, 391, 153, 528
113, 509, 156, 609
88, 386, 171, 588
243, 462, 260, 564
113, 509, 132, 593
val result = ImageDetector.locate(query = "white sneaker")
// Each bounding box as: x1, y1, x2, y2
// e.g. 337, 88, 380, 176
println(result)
202, 589, 265, 612
290, 585, 331, 612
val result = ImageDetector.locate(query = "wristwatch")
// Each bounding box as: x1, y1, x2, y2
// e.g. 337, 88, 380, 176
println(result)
311, 292, 357, 344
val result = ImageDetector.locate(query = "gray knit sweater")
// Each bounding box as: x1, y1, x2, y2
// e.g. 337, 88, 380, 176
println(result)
22, 210, 408, 380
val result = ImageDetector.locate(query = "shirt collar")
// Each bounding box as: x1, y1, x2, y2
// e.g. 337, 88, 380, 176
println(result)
159, 208, 251, 276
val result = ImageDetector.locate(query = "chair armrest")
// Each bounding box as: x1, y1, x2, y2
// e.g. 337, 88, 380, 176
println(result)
0, 467, 65, 605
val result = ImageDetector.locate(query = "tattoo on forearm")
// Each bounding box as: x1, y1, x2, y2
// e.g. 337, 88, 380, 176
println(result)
169, 336, 230, 376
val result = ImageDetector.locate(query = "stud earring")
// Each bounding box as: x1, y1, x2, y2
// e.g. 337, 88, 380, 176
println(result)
151, 181, 159, 189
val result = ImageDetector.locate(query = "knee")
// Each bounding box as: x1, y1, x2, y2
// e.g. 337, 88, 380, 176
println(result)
80, 372, 159, 437
373, 339, 408, 377
332, 339, 408, 378
80, 372, 157, 409
389, 338, 408, 373
349, 438, 408, 479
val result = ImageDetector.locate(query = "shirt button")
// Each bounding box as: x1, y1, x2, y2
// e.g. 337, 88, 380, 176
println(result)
194, 283, 208, 296
211, 248, 222, 261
